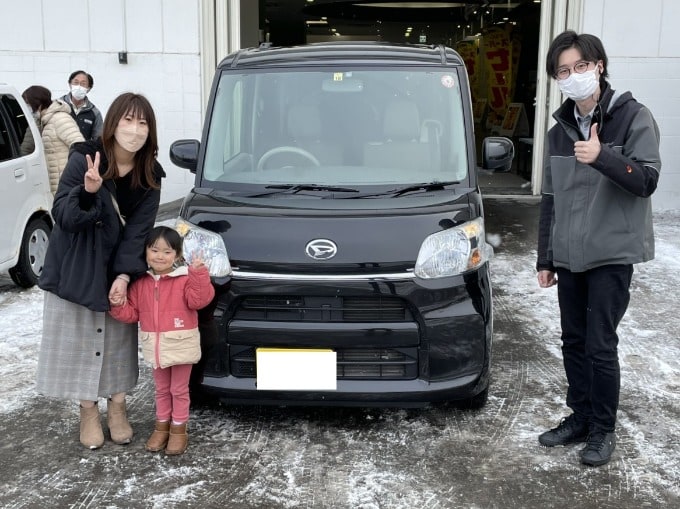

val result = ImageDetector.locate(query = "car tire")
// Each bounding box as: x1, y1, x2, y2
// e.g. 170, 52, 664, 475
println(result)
9, 217, 51, 288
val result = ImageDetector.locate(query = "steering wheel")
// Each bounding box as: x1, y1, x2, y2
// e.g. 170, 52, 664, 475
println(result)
256, 146, 320, 171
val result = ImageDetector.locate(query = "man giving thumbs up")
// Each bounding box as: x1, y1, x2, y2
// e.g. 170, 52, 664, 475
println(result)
573, 123, 601, 164
535, 30, 661, 467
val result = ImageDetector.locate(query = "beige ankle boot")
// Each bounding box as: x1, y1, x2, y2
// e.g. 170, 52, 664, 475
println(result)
145, 421, 170, 452
165, 423, 188, 455
80, 404, 104, 449
107, 399, 133, 444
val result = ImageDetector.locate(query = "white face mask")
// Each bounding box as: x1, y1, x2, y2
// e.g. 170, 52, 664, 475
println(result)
557, 68, 599, 101
70, 85, 89, 101
114, 125, 148, 153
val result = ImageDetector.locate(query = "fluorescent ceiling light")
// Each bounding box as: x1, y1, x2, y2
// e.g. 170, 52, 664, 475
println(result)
358, 2, 467, 8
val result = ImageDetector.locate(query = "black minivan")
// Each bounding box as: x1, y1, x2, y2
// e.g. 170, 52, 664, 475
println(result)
170, 42, 513, 408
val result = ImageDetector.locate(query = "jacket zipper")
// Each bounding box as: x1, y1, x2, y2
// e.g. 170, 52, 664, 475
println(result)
154, 279, 161, 368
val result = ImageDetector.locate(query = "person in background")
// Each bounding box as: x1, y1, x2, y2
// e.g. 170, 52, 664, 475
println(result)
22, 85, 84, 194
536, 31, 661, 467
37, 92, 165, 450
109, 226, 215, 455
60, 70, 104, 141
19, 97, 39, 156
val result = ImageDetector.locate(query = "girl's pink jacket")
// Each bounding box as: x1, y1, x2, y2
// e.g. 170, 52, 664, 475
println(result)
109, 265, 215, 369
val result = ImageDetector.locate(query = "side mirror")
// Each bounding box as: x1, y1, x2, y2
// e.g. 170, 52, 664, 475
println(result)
482, 136, 515, 172
170, 139, 200, 173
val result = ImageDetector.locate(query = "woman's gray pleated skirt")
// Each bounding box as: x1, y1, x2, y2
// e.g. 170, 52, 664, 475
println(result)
36, 291, 139, 401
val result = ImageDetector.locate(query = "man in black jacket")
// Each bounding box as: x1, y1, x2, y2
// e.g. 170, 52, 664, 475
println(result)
60, 70, 104, 140
536, 31, 661, 467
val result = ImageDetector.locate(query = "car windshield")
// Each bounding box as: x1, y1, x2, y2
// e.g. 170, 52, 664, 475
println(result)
201, 67, 470, 189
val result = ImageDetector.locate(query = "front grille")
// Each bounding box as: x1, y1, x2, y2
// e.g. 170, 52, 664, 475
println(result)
233, 295, 411, 322
230, 346, 418, 380
337, 349, 415, 378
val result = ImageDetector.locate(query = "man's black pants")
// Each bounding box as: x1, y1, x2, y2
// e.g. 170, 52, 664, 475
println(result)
556, 264, 633, 433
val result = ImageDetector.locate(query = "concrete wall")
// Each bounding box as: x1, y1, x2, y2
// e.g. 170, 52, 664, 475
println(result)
582, 0, 680, 210
0, 0, 203, 204
2, 0, 679, 209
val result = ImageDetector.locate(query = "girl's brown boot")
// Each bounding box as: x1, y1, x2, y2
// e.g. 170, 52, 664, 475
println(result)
145, 421, 170, 452
80, 404, 104, 449
165, 423, 188, 455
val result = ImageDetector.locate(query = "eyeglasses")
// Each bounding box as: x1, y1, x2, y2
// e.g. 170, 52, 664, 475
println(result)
554, 61, 594, 80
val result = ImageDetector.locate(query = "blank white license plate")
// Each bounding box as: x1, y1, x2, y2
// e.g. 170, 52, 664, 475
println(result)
256, 348, 337, 391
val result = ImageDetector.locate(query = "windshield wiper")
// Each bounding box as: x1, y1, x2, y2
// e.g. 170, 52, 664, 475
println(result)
248, 184, 359, 198
341, 180, 461, 199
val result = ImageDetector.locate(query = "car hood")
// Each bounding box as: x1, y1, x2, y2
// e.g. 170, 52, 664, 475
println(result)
180, 191, 482, 272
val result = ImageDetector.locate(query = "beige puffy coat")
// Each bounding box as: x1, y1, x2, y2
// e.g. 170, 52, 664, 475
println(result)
40, 100, 84, 194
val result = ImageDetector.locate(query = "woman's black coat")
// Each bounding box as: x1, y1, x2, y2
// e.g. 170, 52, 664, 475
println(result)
39, 140, 165, 312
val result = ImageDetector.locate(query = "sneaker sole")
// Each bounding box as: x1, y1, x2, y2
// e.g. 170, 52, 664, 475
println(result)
538, 436, 588, 447
581, 456, 612, 467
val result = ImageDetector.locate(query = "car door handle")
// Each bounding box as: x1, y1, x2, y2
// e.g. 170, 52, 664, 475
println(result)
14, 168, 25, 178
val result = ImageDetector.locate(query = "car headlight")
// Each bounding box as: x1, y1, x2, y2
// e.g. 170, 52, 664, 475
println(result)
175, 217, 232, 277
414, 217, 493, 279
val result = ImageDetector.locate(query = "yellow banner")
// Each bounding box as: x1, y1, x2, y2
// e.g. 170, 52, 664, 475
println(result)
483, 27, 513, 125
456, 39, 481, 103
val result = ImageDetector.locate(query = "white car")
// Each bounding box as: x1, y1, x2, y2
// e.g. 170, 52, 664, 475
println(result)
0, 83, 53, 288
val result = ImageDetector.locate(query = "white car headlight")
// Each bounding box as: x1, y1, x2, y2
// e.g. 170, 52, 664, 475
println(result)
414, 217, 493, 279
175, 217, 232, 277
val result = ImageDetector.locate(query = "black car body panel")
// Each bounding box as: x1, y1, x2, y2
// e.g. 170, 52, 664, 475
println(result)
173, 42, 510, 407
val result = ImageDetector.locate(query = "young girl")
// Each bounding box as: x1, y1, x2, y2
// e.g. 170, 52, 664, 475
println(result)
109, 226, 215, 455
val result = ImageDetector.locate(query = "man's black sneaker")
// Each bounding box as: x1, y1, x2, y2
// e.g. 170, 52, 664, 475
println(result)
538, 415, 589, 447
580, 431, 616, 466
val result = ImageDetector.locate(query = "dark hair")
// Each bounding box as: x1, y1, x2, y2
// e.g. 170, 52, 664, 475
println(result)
22, 85, 52, 112
546, 30, 609, 84
101, 92, 160, 190
146, 226, 183, 260
68, 70, 94, 88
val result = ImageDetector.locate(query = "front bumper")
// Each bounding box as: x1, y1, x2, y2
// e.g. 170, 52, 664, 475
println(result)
199, 264, 492, 406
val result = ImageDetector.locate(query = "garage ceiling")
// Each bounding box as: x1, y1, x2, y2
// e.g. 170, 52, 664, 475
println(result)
265, 0, 539, 45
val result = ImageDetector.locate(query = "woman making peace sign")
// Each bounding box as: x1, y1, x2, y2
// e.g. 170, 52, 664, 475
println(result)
37, 92, 165, 450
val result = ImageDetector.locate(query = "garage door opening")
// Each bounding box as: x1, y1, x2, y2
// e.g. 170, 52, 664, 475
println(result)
262, 0, 543, 195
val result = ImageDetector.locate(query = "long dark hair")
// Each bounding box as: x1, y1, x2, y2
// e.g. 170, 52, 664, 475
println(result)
101, 92, 160, 190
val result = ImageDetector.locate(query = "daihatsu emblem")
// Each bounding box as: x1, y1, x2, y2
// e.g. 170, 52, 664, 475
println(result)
305, 239, 337, 260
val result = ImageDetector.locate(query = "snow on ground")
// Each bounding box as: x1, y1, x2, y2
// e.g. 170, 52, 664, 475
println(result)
488, 211, 680, 504
1, 208, 678, 508
0, 283, 44, 414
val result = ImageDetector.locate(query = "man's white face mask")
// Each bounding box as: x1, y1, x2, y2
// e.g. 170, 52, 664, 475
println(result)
557, 68, 599, 101
70, 85, 89, 101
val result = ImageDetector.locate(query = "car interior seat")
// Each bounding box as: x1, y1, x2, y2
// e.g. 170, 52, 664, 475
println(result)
363, 100, 433, 171
286, 102, 343, 166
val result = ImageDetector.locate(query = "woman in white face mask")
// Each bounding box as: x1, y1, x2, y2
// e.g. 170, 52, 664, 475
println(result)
536, 31, 661, 469
60, 70, 104, 141
37, 92, 166, 451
